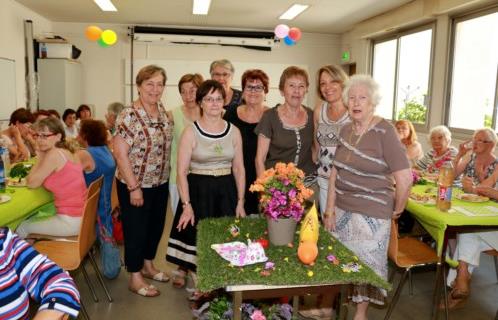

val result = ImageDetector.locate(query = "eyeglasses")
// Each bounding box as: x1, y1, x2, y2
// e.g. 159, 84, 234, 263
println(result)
211, 72, 231, 78
245, 85, 264, 93
33, 133, 57, 139
203, 97, 224, 104
149, 122, 165, 129
473, 139, 492, 144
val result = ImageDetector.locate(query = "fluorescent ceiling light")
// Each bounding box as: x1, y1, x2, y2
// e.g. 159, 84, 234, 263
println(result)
193, 0, 212, 15
93, 0, 117, 12
279, 4, 309, 20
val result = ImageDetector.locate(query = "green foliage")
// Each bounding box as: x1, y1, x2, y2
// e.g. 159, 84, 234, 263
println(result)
484, 114, 492, 128
9, 163, 32, 178
397, 98, 427, 124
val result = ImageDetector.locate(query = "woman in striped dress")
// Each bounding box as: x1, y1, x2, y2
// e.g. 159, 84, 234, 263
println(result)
324, 75, 412, 320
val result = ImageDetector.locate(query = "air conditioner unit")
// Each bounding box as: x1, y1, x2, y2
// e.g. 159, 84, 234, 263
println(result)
132, 26, 277, 51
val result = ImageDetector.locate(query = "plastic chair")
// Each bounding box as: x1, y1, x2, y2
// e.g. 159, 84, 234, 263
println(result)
384, 219, 439, 320
33, 176, 112, 320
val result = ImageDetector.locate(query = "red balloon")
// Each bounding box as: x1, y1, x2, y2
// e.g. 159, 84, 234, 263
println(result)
288, 27, 302, 41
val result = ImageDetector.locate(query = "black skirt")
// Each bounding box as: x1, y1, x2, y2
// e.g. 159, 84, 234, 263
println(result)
166, 173, 237, 271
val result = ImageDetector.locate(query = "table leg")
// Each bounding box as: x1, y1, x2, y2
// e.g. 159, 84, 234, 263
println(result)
431, 262, 443, 320
292, 295, 299, 314
233, 291, 242, 320
442, 263, 449, 320
338, 285, 348, 320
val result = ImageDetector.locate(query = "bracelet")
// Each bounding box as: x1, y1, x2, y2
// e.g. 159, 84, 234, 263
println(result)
127, 183, 140, 192
182, 201, 191, 207
323, 211, 335, 217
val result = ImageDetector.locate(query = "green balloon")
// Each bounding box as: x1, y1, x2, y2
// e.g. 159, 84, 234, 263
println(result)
98, 38, 109, 48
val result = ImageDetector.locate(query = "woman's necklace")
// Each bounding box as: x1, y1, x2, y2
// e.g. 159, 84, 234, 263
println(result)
346, 116, 375, 161
139, 99, 164, 129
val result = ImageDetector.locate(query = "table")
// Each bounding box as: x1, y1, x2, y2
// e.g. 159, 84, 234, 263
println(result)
407, 185, 498, 320
0, 185, 54, 230
197, 217, 390, 320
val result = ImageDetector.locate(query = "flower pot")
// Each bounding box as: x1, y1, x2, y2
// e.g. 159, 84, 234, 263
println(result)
267, 217, 297, 246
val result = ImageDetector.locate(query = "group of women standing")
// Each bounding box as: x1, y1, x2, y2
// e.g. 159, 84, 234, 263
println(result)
110, 59, 416, 320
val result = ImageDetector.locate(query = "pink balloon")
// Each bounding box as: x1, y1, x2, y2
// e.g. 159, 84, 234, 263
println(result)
274, 24, 290, 39
288, 27, 302, 41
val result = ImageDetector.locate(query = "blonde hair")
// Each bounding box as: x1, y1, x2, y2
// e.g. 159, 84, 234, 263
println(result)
395, 119, 418, 146
33, 117, 76, 153
316, 65, 348, 100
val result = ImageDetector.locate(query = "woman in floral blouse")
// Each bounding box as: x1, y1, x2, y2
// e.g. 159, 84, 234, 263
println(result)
113, 65, 173, 298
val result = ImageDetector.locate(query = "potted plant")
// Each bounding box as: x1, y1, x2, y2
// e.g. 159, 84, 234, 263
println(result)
249, 162, 314, 245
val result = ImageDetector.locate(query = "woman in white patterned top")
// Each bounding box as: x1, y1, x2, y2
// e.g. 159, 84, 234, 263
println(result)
113, 65, 173, 298
313, 65, 350, 216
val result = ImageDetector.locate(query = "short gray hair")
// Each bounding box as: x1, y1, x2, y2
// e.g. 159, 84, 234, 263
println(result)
429, 125, 452, 144
342, 75, 381, 107
210, 59, 235, 75
474, 127, 498, 145
107, 102, 124, 116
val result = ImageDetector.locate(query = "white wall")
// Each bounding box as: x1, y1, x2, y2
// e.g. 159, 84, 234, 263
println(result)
0, 0, 52, 118
50, 22, 342, 120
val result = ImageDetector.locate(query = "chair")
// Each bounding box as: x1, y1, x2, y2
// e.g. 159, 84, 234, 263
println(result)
484, 249, 498, 282
384, 219, 439, 320
33, 176, 113, 320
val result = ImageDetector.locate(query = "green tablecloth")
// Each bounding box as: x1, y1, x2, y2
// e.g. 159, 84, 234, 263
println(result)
0, 186, 54, 229
407, 184, 498, 256
197, 217, 390, 292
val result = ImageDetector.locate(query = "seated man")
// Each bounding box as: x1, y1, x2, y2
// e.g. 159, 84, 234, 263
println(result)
0, 227, 80, 319
445, 184, 498, 308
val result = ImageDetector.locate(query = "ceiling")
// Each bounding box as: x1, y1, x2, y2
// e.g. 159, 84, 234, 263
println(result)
16, 0, 413, 34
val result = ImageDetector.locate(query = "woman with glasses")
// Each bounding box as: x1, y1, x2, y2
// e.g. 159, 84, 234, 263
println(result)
453, 128, 498, 193
166, 80, 246, 298
16, 117, 86, 238
255, 66, 316, 178
224, 69, 269, 215
113, 65, 173, 298
210, 59, 242, 111
168, 73, 203, 289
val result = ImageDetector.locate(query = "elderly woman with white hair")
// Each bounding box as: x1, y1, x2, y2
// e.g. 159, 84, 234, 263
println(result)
415, 125, 458, 173
323, 75, 412, 319
210, 59, 242, 111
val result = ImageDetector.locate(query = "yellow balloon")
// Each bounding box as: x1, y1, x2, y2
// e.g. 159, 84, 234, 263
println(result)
101, 30, 117, 45
85, 25, 102, 41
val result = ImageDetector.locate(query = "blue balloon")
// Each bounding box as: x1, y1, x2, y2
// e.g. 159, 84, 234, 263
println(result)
284, 36, 296, 46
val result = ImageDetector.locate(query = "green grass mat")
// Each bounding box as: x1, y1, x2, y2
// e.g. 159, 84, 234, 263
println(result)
197, 217, 391, 292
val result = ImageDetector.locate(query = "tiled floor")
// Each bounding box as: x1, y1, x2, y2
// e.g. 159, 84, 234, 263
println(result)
78, 209, 498, 320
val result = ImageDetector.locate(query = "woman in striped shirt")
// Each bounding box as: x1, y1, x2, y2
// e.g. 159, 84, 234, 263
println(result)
0, 227, 80, 319
324, 75, 412, 320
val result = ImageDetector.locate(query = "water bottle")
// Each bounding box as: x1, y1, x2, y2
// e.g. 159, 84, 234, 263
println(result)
437, 162, 454, 211
0, 147, 5, 193
1, 148, 10, 178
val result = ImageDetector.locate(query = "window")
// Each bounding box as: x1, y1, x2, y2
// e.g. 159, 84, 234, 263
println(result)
371, 26, 434, 125
447, 9, 498, 131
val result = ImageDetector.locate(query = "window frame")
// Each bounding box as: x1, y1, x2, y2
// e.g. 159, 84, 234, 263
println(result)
445, 5, 498, 138
370, 23, 436, 133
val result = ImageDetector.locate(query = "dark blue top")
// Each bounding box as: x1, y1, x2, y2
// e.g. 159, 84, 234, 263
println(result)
84, 146, 116, 235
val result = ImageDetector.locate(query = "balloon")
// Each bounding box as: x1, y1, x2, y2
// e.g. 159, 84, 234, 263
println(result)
97, 38, 109, 48
288, 27, 302, 41
101, 29, 117, 45
274, 24, 290, 39
85, 25, 102, 41
283, 36, 296, 46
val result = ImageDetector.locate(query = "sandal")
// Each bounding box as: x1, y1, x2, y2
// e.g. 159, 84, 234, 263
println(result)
172, 270, 187, 289
141, 271, 170, 283
438, 295, 467, 310
129, 284, 160, 297
451, 277, 470, 299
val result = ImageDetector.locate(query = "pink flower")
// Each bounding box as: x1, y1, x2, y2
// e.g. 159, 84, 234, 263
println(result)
251, 310, 266, 320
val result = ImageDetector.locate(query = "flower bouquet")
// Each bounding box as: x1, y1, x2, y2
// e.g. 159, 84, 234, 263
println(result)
249, 163, 314, 246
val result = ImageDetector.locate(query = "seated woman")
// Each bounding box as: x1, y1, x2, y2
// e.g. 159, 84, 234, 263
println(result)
16, 117, 87, 238
1, 108, 34, 162
395, 119, 423, 165
62, 108, 78, 139
415, 125, 458, 173
0, 227, 80, 319
76, 119, 116, 240
453, 128, 498, 193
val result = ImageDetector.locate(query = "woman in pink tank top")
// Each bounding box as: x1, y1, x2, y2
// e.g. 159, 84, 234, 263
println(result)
15, 117, 87, 238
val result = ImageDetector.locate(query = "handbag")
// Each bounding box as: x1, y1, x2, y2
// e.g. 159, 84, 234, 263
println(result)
98, 216, 121, 279
111, 206, 124, 244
